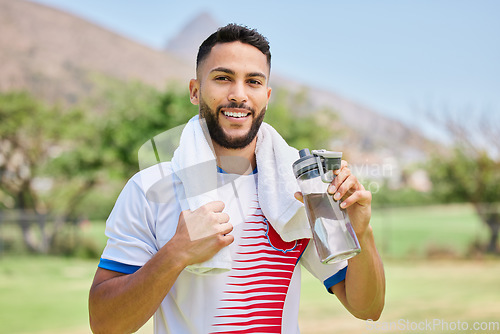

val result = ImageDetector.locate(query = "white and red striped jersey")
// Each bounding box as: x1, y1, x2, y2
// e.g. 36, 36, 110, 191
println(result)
99, 163, 347, 334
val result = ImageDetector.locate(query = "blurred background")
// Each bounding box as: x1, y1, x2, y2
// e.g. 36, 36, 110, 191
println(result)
0, 0, 499, 333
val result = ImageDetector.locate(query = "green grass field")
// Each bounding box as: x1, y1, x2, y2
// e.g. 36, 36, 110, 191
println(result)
299, 260, 500, 334
371, 204, 488, 259
0, 204, 498, 333
1, 257, 499, 334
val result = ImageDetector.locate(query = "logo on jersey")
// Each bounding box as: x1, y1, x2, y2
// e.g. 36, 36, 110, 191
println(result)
264, 218, 297, 253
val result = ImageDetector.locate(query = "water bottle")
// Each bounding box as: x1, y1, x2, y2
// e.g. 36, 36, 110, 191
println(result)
292, 148, 361, 264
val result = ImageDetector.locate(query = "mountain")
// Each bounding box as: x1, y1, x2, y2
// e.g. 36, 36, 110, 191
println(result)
165, 11, 220, 67
0, 0, 434, 173
0, 0, 193, 103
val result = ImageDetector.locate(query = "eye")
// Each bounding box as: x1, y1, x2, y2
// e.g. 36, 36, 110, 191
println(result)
214, 76, 230, 82
248, 79, 263, 86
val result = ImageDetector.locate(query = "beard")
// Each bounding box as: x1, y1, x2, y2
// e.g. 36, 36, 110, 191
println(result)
199, 98, 266, 149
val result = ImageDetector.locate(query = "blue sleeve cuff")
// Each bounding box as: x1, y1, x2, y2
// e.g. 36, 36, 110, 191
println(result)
98, 258, 142, 274
323, 266, 347, 294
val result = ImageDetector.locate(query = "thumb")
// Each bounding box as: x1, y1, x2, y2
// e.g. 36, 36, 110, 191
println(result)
294, 191, 304, 203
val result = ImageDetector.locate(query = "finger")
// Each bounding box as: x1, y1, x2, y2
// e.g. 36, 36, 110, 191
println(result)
218, 221, 234, 235
333, 174, 359, 201
205, 218, 232, 237
204, 200, 225, 213
215, 212, 230, 224
339, 189, 372, 209
212, 221, 233, 237
219, 233, 235, 247
328, 165, 352, 194
334, 160, 349, 175
294, 191, 304, 203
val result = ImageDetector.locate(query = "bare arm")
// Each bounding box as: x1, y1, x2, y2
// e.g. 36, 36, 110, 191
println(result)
89, 201, 234, 334
330, 226, 385, 320
89, 244, 185, 334
328, 161, 385, 320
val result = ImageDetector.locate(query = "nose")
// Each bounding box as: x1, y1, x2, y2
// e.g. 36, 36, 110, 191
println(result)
228, 81, 248, 104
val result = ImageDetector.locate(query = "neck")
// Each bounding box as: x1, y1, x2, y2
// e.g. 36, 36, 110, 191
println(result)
212, 139, 257, 175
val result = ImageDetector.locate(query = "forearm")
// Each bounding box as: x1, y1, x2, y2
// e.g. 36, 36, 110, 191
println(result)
89, 242, 186, 334
344, 226, 385, 319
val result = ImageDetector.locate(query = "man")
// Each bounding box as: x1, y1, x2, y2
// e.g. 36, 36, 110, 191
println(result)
89, 24, 385, 334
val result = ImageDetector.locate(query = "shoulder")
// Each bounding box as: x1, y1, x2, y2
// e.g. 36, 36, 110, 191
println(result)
113, 162, 180, 207
128, 162, 176, 193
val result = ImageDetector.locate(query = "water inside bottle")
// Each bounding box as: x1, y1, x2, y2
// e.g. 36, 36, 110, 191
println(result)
303, 193, 361, 263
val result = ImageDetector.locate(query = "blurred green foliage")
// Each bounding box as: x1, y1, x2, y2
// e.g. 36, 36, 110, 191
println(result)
265, 87, 334, 150
50, 78, 197, 183
0, 91, 80, 212
371, 183, 436, 208
427, 146, 500, 253
428, 147, 500, 204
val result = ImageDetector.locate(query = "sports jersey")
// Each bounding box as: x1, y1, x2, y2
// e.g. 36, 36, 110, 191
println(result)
99, 162, 347, 333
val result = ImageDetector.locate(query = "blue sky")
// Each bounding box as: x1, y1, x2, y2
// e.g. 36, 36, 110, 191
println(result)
30, 0, 500, 128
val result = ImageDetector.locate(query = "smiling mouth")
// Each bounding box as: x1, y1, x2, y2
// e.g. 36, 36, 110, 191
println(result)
222, 110, 251, 118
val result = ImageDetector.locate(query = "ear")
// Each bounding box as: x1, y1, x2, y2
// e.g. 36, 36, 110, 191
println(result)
266, 86, 272, 105
189, 79, 200, 105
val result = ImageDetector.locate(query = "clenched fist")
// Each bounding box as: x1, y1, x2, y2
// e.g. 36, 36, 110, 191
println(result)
173, 201, 234, 266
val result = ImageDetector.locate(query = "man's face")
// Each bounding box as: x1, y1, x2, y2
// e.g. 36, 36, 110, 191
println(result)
189, 41, 272, 149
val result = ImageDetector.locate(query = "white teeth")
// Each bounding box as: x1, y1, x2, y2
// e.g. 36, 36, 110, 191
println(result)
223, 111, 248, 118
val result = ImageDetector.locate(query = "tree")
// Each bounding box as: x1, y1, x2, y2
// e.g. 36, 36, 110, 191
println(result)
427, 111, 500, 253
0, 83, 197, 253
96, 79, 196, 175
47, 77, 198, 219
0, 91, 82, 252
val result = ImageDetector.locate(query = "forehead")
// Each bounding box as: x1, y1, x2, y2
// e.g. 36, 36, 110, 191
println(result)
198, 41, 270, 78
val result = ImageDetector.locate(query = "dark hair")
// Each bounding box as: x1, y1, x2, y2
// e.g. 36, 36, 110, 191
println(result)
196, 24, 271, 72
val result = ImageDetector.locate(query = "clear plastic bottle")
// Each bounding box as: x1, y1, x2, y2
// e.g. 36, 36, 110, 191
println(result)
293, 149, 361, 264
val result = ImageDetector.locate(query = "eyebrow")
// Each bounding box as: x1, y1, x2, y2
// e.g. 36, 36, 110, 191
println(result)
210, 67, 268, 80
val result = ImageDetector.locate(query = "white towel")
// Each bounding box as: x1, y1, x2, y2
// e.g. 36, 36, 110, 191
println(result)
255, 123, 312, 242
171, 115, 311, 275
